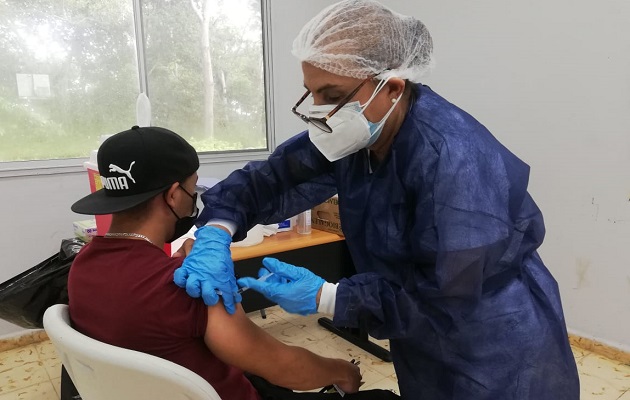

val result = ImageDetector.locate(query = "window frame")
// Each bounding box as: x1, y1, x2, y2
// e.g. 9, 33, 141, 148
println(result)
0, 0, 275, 178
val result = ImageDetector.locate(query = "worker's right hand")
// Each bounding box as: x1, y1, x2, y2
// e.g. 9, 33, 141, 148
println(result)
334, 359, 362, 394
173, 226, 242, 314
236, 257, 325, 316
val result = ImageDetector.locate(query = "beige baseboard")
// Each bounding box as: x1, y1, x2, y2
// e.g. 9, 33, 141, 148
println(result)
569, 334, 630, 365
1, 329, 629, 366
0, 330, 49, 353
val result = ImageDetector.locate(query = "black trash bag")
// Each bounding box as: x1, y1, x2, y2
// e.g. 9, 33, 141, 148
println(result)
0, 238, 85, 329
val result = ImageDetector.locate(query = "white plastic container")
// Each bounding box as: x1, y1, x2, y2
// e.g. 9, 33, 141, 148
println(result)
296, 210, 312, 235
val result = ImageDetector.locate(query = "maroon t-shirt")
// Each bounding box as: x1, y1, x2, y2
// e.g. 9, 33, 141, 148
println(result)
68, 237, 260, 400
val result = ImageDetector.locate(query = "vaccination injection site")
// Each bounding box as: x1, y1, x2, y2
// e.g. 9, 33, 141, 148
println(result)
1, 0, 629, 399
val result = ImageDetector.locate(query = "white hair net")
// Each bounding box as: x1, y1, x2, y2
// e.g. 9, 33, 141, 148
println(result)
292, 0, 434, 83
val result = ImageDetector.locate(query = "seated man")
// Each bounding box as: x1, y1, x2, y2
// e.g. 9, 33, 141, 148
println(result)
69, 126, 398, 400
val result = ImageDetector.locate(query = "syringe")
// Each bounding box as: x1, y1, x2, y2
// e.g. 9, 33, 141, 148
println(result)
237, 272, 275, 294
214, 272, 275, 296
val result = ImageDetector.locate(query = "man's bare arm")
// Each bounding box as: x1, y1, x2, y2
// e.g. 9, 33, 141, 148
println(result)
203, 304, 360, 393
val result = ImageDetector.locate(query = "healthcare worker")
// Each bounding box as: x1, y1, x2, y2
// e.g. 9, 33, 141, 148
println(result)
173, 1, 580, 398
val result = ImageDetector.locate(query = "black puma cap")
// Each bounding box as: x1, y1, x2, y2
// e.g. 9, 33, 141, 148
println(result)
71, 126, 199, 215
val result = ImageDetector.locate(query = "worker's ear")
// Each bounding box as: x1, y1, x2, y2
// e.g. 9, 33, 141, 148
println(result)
385, 77, 405, 100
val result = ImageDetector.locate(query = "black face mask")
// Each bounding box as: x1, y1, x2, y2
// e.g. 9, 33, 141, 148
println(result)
165, 186, 199, 243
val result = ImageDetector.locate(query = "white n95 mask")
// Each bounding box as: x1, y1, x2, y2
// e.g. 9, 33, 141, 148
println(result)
308, 102, 370, 162
308, 77, 402, 162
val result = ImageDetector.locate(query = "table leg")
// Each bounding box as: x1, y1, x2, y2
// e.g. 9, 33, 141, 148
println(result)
317, 317, 392, 362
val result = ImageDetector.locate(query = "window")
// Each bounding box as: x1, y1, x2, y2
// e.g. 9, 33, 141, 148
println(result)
0, 0, 268, 163
143, 0, 267, 152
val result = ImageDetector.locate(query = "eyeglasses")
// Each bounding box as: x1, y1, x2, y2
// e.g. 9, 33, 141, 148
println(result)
291, 74, 378, 133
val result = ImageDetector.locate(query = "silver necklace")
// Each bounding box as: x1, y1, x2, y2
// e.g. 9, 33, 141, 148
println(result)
104, 232, 154, 245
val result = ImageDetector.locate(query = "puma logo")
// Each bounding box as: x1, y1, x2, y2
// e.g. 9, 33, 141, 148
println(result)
108, 161, 136, 184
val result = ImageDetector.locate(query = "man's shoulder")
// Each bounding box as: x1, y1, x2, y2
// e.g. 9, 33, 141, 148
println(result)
69, 239, 204, 336
71, 238, 184, 281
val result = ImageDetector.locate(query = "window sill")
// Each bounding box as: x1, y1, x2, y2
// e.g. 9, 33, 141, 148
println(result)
0, 150, 271, 179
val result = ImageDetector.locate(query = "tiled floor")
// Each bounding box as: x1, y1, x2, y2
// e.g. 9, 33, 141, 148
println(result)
0, 306, 629, 399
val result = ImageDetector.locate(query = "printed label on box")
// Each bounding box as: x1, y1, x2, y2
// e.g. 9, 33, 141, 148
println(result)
311, 196, 343, 235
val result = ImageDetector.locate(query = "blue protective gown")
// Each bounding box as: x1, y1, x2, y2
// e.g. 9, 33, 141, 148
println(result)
198, 85, 580, 399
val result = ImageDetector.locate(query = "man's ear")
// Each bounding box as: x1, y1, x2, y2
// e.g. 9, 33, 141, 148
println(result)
163, 182, 180, 208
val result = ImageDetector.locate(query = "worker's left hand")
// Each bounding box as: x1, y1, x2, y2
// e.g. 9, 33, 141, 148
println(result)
173, 226, 242, 314
237, 257, 325, 315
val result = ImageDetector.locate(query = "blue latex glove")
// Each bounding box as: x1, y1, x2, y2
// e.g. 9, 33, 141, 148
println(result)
237, 257, 325, 315
173, 226, 242, 314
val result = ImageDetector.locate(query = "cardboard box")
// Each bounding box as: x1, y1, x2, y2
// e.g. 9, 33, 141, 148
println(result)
311, 196, 343, 236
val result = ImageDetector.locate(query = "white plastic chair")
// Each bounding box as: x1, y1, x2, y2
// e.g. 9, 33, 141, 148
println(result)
43, 304, 222, 400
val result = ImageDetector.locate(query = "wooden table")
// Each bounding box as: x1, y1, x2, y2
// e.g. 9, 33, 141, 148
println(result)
232, 229, 353, 312
231, 229, 344, 262
233, 229, 391, 362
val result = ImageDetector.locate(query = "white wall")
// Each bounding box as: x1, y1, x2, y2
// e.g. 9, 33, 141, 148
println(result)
394, 0, 630, 349
2, 0, 629, 350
